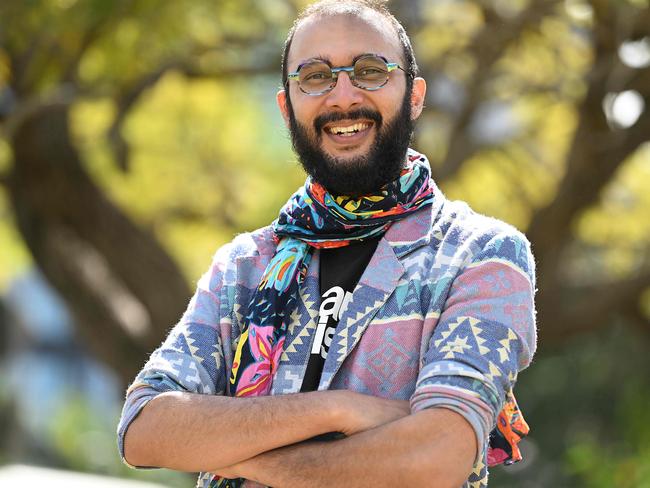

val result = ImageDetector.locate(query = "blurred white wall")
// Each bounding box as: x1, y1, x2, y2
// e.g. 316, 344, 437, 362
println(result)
0, 464, 168, 487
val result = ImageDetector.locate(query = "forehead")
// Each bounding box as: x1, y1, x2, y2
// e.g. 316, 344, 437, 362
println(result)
289, 11, 402, 69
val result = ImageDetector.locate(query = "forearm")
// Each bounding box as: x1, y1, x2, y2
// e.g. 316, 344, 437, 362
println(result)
231, 408, 477, 488
123, 389, 347, 472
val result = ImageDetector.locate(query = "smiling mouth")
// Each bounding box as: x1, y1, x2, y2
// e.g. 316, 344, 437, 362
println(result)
323, 121, 374, 141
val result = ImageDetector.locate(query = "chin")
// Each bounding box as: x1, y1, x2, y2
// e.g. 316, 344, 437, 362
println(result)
289, 97, 414, 196
323, 143, 372, 161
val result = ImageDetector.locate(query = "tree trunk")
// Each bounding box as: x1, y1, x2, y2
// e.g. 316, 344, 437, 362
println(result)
7, 102, 192, 385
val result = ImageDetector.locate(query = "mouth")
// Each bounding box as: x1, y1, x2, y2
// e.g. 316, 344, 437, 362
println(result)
322, 120, 374, 145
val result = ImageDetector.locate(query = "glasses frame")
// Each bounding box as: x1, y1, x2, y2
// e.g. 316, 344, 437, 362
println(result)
286, 54, 409, 96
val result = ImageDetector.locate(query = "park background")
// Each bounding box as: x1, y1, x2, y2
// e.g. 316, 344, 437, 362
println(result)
1, 0, 649, 486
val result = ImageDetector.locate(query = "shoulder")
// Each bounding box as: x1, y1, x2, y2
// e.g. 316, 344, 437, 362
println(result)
198, 225, 276, 289
213, 225, 276, 263
431, 197, 535, 281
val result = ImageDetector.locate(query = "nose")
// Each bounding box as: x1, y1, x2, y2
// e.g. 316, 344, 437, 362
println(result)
324, 71, 363, 111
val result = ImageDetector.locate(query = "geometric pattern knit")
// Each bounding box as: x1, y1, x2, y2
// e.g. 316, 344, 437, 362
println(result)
117, 168, 537, 488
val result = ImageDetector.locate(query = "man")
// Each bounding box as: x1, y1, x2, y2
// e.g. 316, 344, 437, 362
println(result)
118, 1, 537, 487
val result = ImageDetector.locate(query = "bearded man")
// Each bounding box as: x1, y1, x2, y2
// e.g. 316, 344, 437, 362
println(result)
118, 1, 537, 487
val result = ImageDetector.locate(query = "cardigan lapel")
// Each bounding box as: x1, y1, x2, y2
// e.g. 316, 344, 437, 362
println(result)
318, 199, 443, 390
251, 185, 447, 394
270, 249, 322, 395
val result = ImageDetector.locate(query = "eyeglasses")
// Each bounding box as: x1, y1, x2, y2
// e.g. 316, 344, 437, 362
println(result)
287, 54, 409, 96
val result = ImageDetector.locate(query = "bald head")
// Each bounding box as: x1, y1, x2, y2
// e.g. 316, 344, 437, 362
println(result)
280, 0, 418, 89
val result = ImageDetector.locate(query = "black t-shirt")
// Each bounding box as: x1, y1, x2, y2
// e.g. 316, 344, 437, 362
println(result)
299, 238, 380, 392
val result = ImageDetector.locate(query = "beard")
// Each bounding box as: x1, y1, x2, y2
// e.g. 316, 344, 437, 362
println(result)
286, 89, 414, 196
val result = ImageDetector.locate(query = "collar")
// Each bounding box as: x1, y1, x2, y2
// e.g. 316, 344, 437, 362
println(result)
383, 183, 446, 258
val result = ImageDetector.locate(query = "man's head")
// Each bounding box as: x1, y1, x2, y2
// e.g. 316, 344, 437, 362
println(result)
276, 0, 426, 196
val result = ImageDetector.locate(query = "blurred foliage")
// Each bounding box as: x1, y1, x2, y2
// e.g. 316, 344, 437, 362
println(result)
48, 395, 192, 487
0, 142, 31, 288
0, 379, 10, 466
577, 147, 650, 279
491, 323, 650, 487
1, 0, 650, 486
70, 74, 304, 281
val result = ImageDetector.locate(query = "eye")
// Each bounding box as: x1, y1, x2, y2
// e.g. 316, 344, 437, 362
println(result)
358, 67, 385, 76
304, 71, 330, 81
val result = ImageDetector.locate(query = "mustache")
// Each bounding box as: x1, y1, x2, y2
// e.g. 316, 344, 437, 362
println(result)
313, 109, 382, 133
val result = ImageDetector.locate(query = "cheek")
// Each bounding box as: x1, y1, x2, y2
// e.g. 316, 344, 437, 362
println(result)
385, 87, 407, 109
289, 85, 319, 112
291, 100, 322, 128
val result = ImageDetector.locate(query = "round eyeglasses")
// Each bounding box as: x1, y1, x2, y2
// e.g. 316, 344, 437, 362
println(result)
286, 54, 409, 96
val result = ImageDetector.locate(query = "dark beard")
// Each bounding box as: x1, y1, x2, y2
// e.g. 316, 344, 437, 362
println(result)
287, 90, 414, 196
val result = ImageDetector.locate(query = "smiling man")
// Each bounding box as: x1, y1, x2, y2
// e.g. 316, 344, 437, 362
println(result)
118, 1, 537, 487
280, 9, 421, 197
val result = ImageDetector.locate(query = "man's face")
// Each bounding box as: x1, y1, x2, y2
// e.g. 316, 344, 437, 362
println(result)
277, 13, 426, 196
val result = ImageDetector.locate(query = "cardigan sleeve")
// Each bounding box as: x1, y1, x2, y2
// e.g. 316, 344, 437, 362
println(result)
410, 229, 537, 462
116, 244, 233, 466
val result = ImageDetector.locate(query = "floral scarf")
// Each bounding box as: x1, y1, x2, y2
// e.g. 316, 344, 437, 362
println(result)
227, 151, 435, 398
213, 151, 527, 487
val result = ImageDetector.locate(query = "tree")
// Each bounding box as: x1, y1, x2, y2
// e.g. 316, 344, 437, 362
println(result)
0, 0, 290, 384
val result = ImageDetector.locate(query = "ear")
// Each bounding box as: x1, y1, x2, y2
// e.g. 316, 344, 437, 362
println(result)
277, 89, 291, 128
409, 77, 427, 120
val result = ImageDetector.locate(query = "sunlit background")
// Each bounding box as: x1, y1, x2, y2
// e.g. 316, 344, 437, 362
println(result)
1, 0, 649, 486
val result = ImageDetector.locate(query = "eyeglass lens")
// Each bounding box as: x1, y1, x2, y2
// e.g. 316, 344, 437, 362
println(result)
298, 56, 390, 94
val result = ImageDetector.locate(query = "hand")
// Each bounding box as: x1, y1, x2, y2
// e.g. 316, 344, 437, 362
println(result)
335, 391, 411, 436
212, 462, 245, 480
212, 457, 268, 484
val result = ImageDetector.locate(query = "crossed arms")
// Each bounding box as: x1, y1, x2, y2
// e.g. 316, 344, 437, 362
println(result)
121, 228, 536, 487
123, 388, 477, 487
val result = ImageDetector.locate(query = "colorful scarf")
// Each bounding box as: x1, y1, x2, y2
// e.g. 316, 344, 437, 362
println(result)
227, 151, 435, 399
488, 389, 530, 466
213, 151, 527, 487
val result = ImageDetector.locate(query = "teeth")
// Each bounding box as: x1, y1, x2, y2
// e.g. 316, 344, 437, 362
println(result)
328, 122, 370, 135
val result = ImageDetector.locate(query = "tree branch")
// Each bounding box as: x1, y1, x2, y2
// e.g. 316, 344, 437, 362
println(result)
107, 60, 182, 172
0, 85, 77, 141
434, 0, 563, 181
5, 30, 50, 97
624, 307, 650, 336
7, 102, 193, 383
526, 3, 650, 284
540, 267, 650, 343
528, 74, 650, 286
59, 4, 130, 85
107, 56, 278, 172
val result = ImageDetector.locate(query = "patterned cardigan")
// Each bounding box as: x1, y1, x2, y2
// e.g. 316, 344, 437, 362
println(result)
117, 187, 537, 488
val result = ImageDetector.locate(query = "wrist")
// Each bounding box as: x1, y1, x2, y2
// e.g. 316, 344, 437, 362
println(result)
316, 389, 356, 434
